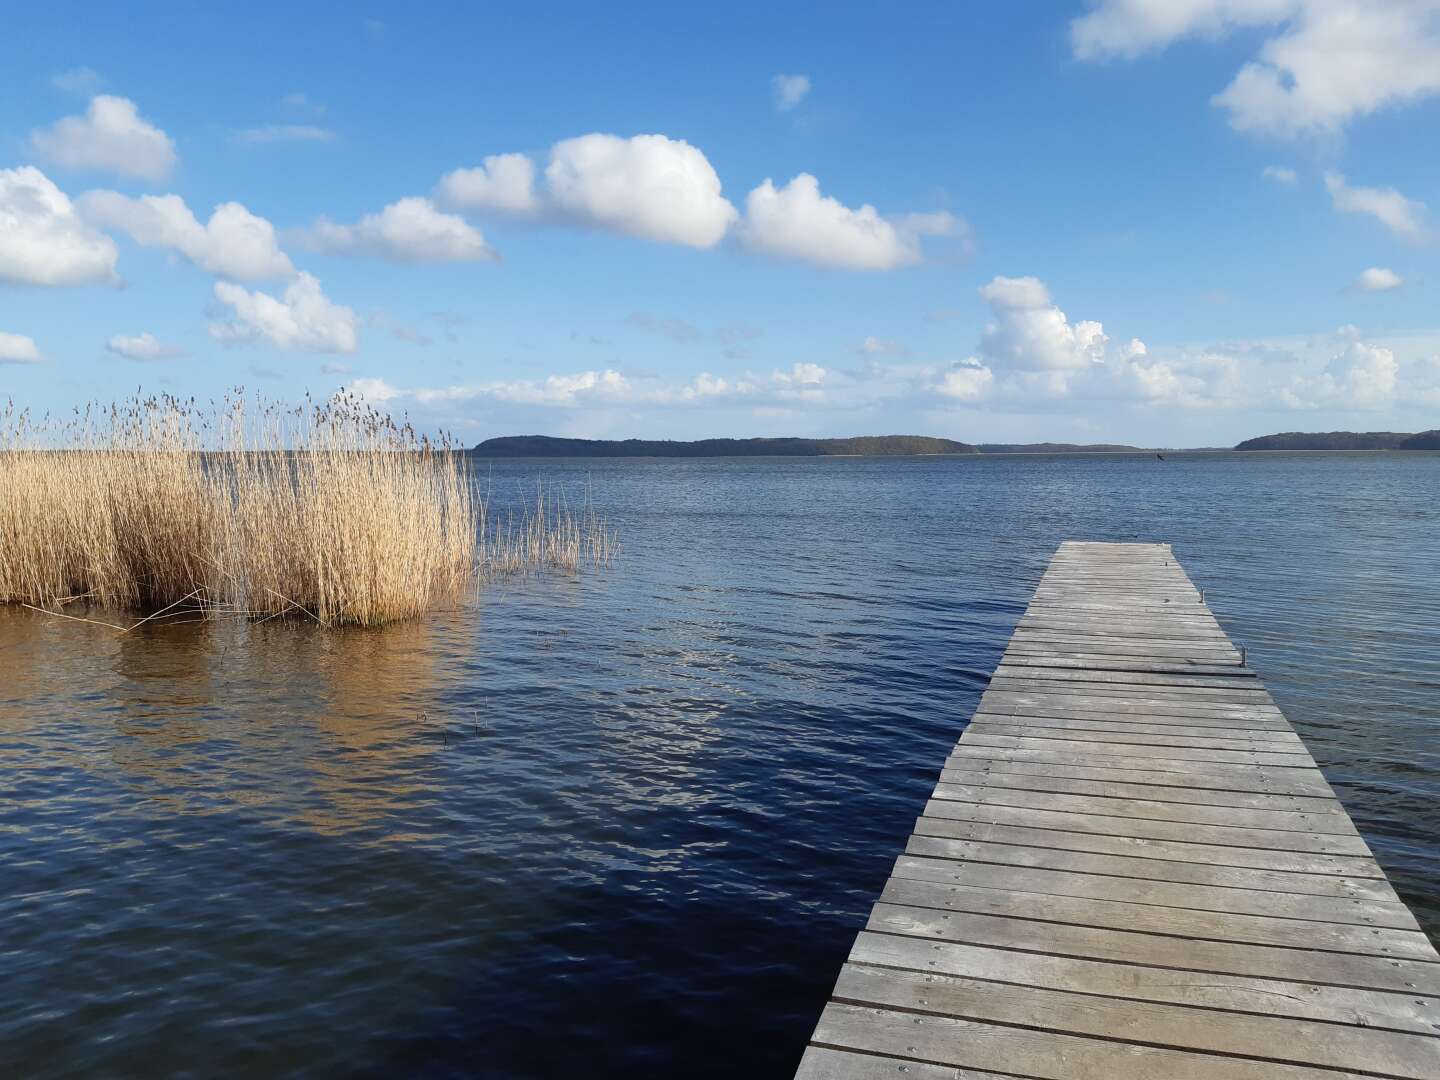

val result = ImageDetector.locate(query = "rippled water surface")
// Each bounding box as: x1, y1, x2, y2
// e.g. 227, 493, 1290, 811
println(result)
3, 452, 1438, 1078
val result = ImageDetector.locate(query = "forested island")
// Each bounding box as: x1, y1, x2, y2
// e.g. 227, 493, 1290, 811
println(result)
977, 442, 1141, 453
471, 430, 1440, 458
472, 435, 978, 457
1235, 430, 1440, 451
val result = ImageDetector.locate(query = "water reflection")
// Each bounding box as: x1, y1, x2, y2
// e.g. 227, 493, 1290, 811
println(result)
1, 451, 1438, 1079
0, 608, 460, 835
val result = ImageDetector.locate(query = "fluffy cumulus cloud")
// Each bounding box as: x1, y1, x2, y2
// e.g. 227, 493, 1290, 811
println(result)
934, 363, 994, 401
0, 331, 42, 363
1353, 267, 1403, 292
436, 153, 540, 214
739, 173, 959, 270
106, 332, 185, 361
29, 96, 177, 180
771, 74, 811, 111
301, 197, 495, 263
1071, 1, 1440, 137
1325, 173, 1430, 242
0, 166, 119, 286
209, 272, 358, 353
545, 133, 737, 248
971, 275, 1150, 398
433, 134, 956, 270
1281, 338, 1399, 408
78, 191, 293, 280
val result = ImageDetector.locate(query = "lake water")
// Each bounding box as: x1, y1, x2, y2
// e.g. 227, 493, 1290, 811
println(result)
2, 451, 1438, 1078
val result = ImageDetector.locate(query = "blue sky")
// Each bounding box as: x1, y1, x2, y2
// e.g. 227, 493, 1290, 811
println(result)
3, 0, 1439, 445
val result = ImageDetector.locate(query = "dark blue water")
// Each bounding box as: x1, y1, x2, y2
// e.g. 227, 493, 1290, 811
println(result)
2, 452, 1438, 1077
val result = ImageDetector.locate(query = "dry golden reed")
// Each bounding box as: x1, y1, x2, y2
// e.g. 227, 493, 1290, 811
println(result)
0, 392, 613, 627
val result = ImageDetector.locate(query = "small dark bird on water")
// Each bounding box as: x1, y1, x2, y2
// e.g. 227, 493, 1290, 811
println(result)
1156, 453, 1166, 461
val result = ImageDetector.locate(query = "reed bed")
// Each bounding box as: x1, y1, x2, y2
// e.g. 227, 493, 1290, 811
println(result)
0, 393, 614, 627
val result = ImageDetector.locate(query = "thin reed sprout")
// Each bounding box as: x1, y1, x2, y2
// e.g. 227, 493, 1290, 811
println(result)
0, 392, 615, 627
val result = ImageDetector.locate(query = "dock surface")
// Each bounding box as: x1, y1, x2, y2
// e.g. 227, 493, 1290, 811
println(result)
797, 541, 1440, 1080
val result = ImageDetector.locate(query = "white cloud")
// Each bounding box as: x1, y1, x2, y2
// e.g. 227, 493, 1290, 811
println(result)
0, 166, 119, 287
79, 191, 294, 280
436, 153, 540, 214
51, 67, 105, 96
209, 272, 358, 353
771, 74, 812, 112
29, 95, 177, 180
934, 363, 994, 401
1325, 173, 1430, 242
1262, 165, 1297, 184
321, 361, 352, 375
0, 331, 42, 364
1282, 339, 1398, 408
232, 124, 338, 145
546, 133, 737, 248
739, 173, 959, 270
1071, 1, 1440, 137
977, 276, 1114, 377
106, 332, 185, 361
301, 197, 496, 263
1352, 267, 1403, 292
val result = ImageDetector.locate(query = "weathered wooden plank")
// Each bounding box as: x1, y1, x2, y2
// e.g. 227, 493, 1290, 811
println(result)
960, 733, 1315, 767
966, 719, 1306, 751
795, 1045, 1008, 1080
914, 813, 1383, 877
850, 932, 1437, 1034
832, 963, 1440, 1078
904, 833, 1401, 901
969, 712, 1304, 741
937, 766, 1349, 815
879, 876, 1433, 958
869, 903, 1440, 994
930, 781, 1359, 835
889, 854, 1414, 927
795, 543, 1440, 1080
946, 747, 1336, 796
980, 689, 1287, 720
811, 1001, 1390, 1080
920, 799, 1371, 856
967, 711, 1296, 737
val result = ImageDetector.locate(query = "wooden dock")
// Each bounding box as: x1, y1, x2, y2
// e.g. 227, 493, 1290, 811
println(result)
796, 541, 1440, 1080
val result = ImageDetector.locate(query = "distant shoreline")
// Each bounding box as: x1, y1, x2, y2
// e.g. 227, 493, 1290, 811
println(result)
470, 431, 1440, 458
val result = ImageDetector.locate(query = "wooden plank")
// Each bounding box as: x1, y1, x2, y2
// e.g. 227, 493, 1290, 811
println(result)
914, 814, 1383, 877
889, 854, 1415, 928
946, 747, 1336, 797
920, 800, 1372, 857
930, 782, 1360, 835
879, 876, 1433, 958
966, 719, 1306, 751
810, 1001, 1394, 1080
869, 903, 1440, 994
795, 543, 1440, 1080
959, 733, 1315, 766
852, 932, 1436, 1034
936, 766, 1350, 815
904, 833, 1401, 902
832, 963, 1440, 1079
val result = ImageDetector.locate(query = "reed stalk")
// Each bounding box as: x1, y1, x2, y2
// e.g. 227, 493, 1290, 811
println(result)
0, 392, 614, 627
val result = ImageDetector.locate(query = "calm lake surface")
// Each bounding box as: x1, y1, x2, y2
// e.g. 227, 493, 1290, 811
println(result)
3, 451, 1438, 1078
